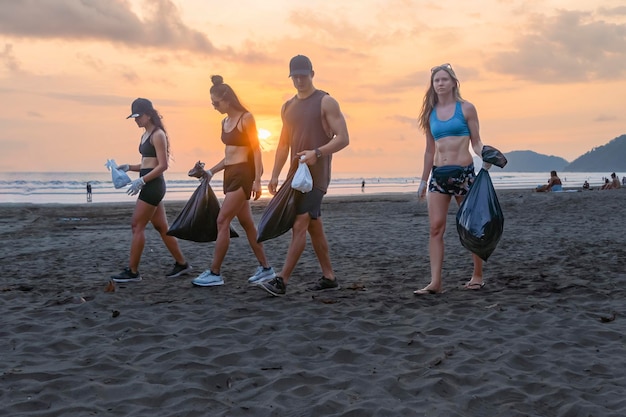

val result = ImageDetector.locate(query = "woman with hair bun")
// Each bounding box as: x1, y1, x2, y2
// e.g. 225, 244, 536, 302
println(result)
111, 98, 191, 283
191, 76, 275, 287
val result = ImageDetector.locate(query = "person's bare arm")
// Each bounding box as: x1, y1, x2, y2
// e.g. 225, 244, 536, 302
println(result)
463, 101, 486, 157
269, 104, 291, 195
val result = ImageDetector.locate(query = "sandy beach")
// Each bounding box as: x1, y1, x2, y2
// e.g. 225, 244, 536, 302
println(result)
2, 187, 626, 416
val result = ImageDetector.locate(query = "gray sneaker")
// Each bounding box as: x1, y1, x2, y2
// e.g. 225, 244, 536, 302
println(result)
111, 267, 142, 283
192, 270, 224, 287
258, 276, 286, 297
248, 266, 276, 284
166, 262, 192, 278
308, 276, 340, 291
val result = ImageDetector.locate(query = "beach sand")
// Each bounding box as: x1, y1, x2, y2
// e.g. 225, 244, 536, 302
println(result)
1, 188, 626, 416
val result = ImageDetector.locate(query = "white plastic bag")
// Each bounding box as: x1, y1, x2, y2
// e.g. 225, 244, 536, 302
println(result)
291, 158, 313, 193
105, 159, 132, 189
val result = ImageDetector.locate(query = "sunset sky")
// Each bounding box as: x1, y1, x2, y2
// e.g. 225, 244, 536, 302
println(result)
0, 0, 625, 177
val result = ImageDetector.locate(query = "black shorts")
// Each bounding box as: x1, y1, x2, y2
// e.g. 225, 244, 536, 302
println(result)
294, 187, 325, 219
224, 162, 254, 200
138, 168, 166, 206
428, 164, 475, 196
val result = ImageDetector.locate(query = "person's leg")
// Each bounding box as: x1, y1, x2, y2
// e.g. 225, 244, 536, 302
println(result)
416, 192, 452, 293
453, 195, 484, 288
128, 200, 158, 273
465, 253, 485, 289
150, 202, 187, 265
278, 213, 311, 284
308, 217, 334, 280
236, 203, 271, 268
211, 188, 247, 274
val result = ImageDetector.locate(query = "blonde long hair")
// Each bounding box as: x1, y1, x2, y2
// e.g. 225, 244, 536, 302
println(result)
418, 64, 464, 134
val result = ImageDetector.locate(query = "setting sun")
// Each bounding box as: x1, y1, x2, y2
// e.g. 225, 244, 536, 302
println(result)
258, 128, 271, 141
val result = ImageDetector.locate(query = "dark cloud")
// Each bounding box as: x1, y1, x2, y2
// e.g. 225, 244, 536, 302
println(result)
0, 0, 220, 55
593, 114, 617, 122
486, 10, 626, 83
598, 6, 626, 16
389, 115, 419, 129
1, 44, 22, 72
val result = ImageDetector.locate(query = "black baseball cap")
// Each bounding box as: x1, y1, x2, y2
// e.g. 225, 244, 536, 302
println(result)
289, 55, 313, 77
127, 98, 153, 119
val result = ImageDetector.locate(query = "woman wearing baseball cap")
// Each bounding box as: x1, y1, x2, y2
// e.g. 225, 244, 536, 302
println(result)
111, 98, 192, 283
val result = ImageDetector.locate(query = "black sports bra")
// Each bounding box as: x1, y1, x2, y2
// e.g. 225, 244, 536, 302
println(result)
139, 129, 158, 157
221, 113, 249, 147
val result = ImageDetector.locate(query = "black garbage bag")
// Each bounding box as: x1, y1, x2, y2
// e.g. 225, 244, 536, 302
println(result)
481, 145, 508, 168
167, 180, 238, 242
257, 170, 297, 243
456, 169, 504, 261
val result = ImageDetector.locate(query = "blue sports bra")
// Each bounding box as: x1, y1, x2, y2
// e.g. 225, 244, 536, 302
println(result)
429, 101, 470, 141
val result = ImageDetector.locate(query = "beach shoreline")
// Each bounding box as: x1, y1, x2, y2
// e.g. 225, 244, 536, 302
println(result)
2, 190, 626, 416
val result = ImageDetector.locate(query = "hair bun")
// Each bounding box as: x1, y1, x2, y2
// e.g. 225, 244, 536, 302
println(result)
211, 75, 224, 86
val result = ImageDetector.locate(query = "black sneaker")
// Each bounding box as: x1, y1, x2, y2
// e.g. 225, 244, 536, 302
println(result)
166, 262, 192, 278
258, 276, 286, 297
111, 267, 142, 283
308, 276, 339, 291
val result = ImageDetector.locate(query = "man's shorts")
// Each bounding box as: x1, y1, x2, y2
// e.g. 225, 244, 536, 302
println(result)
294, 187, 325, 219
428, 163, 475, 196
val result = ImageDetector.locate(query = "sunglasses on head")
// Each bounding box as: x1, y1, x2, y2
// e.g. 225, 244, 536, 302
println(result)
431, 63, 453, 73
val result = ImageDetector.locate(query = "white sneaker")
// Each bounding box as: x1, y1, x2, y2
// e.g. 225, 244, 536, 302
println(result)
192, 270, 224, 287
248, 266, 276, 284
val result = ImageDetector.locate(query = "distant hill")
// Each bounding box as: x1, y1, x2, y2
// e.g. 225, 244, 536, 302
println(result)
500, 150, 568, 172
564, 134, 626, 172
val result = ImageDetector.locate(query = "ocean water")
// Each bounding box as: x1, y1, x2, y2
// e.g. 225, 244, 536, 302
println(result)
0, 171, 610, 205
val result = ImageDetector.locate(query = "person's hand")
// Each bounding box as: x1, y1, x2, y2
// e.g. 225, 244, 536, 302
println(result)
417, 179, 428, 201
127, 177, 145, 196
268, 178, 279, 195
482, 162, 492, 171
295, 150, 315, 165
252, 180, 262, 201
118, 164, 130, 172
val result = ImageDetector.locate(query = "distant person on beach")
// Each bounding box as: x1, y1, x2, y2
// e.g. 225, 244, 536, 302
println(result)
582, 180, 590, 190
86, 182, 92, 202
535, 170, 563, 192
600, 178, 610, 190
415, 63, 491, 295
111, 98, 191, 283
189, 75, 275, 287
258, 55, 350, 297
361, 180, 365, 191
602, 172, 621, 190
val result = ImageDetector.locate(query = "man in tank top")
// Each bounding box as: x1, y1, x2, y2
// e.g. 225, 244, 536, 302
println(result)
258, 55, 350, 297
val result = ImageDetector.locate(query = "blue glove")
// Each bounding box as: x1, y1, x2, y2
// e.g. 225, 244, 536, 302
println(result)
118, 164, 130, 172
127, 177, 145, 196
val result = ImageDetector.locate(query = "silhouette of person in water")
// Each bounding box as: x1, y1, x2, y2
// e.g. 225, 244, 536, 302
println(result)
361, 180, 365, 191
86, 182, 92, 202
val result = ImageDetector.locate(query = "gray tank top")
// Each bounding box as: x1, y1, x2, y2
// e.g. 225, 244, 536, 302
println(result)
282, 89, 332, 192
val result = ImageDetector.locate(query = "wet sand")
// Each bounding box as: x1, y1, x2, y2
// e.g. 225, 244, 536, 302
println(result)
1, 188, 625, 416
